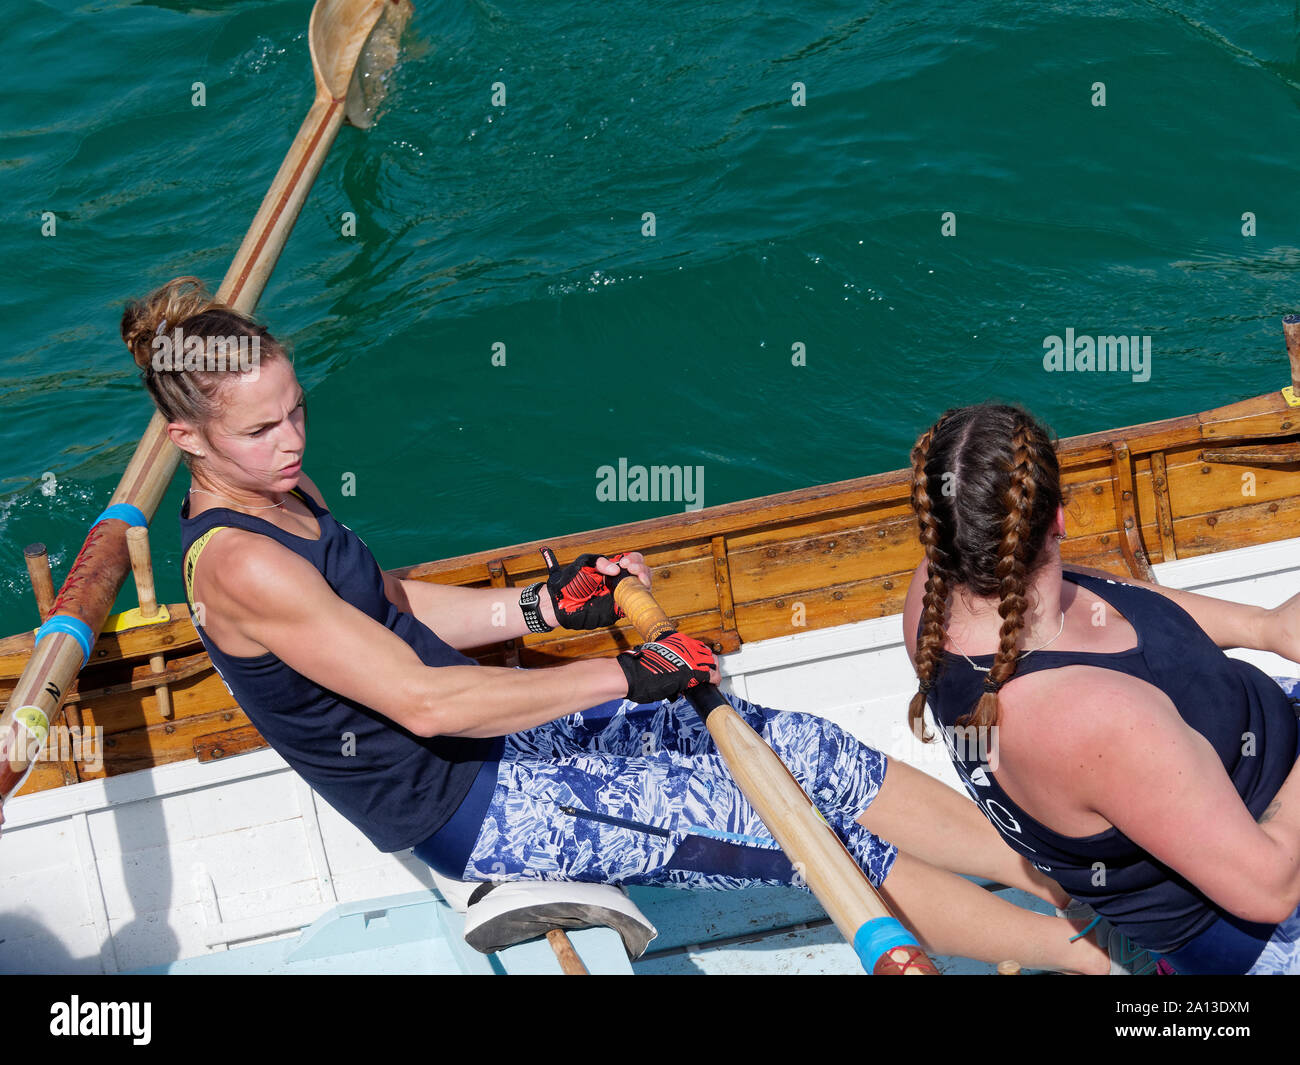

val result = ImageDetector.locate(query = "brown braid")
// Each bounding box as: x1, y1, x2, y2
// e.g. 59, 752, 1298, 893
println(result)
906, 404, 1062, 739
959, 416, 1038, 730
907, 411, 955, 742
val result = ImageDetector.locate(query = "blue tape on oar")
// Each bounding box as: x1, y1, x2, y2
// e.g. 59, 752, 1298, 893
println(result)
35, 615, 95, 669
853, 916, 915, 972
92, 503, 148, 529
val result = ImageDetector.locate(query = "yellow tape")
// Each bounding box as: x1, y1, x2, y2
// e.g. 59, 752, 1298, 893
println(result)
184, 525, 230, 606
1283, 386, 1300, 408
103, 604, 172, 633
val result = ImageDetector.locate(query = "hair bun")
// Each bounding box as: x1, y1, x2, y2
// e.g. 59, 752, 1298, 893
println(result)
120, 276, 216, 371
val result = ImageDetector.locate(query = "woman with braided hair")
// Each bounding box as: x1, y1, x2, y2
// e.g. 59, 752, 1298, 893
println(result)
115, 276, 1129, 972
903, 401, 1300, 974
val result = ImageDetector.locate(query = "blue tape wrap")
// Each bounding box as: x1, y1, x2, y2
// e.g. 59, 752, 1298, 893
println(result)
852, 916, 915, 972
35, 615, 95, 669
93, 503, 148, 529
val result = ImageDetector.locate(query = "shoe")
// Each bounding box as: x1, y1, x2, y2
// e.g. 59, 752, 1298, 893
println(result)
1056, 898, 1170, 975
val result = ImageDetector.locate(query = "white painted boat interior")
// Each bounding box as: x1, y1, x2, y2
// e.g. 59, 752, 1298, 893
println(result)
4, 536, 1299, 974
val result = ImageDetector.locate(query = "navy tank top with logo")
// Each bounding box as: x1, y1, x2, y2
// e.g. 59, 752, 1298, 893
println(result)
179, 486, 493, 853
922, 570, 1298, 972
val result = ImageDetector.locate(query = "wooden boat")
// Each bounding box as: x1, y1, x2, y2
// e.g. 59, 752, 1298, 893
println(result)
6, 368, 1300, 974
8, 0, 1300, 975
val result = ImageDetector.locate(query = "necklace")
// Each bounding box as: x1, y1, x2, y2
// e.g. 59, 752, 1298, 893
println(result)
947, 611, 1067, 674
188, 488, 285, 511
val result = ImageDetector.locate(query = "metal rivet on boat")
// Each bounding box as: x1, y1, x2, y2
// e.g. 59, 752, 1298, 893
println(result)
1093, 485, 1103, 494
1207, 516, 1218, 526
1202, 466, 1211, 474
833, 591, 843, 600
882, 580, 893, 590
164, 725, 175, 735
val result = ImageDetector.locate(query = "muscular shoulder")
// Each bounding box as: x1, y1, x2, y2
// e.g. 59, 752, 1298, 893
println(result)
987, 665, 1186, 830
193, 528, 322, 615
997, 665, 1182, 784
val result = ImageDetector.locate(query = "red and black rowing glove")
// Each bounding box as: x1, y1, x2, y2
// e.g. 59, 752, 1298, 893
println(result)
617, 633, 716, 703
544, 551, 628, 630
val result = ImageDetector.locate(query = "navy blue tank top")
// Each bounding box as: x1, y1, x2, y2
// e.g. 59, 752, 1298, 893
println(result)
179, 486, 494, 853
922, 570, 1297, 968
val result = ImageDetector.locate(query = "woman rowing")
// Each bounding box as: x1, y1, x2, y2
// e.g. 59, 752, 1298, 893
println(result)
904, 401, 1300, 974
125, 276, 1132, 973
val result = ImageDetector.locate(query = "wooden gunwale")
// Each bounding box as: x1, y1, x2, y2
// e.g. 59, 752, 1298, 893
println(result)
5, 386, 1300, 796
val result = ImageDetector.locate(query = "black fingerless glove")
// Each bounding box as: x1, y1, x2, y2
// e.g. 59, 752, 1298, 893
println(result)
545, 552, 627, 630
617, 632, 716, 703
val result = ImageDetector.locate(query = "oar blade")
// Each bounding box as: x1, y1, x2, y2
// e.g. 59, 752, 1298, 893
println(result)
309, 0, 411, 115
344, 0, 414, 128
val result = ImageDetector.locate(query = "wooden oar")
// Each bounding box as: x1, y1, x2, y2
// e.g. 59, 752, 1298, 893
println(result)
610, 575, 939, 975
0, 0, 412, 804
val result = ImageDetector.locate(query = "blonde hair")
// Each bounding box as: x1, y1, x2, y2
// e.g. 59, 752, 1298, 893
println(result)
121, 277, 288, 468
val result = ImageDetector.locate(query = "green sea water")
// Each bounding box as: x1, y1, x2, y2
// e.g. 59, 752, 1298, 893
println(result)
2, 0, 1299, 639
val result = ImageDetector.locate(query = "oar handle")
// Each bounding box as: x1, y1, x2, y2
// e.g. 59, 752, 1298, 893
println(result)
608, 570, 938, 975
613, 577, 677, 644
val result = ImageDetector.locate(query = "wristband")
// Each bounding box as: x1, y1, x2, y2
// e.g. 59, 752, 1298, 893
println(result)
519, 582, 554, 634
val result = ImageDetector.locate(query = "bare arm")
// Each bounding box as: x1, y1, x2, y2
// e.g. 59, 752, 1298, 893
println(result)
213, 537, 628, 739
299, 472, 650, 649
1074, 674, 1300, 924
906, 555, 1278, 658
382, 573, 559, 649
386, 551, 652, 650
1062, 563, 1275, 655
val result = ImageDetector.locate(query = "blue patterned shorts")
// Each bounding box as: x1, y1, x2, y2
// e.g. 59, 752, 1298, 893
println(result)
459, 692, 897, 892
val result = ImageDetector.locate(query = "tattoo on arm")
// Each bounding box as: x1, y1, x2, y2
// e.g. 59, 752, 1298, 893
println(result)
1259, 801, 1281, 824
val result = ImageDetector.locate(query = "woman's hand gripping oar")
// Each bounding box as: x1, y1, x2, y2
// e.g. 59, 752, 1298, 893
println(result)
605, 567, 939, 975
